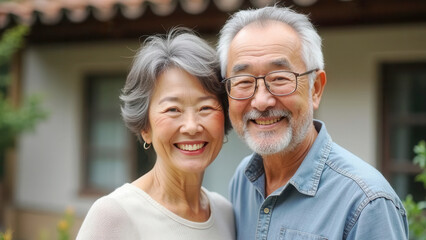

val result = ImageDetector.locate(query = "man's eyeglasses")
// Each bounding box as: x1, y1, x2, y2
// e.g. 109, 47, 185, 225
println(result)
221, 69, 318, 100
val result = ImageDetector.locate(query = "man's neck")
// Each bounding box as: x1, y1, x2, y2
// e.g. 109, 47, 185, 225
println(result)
262, 125, 318, 196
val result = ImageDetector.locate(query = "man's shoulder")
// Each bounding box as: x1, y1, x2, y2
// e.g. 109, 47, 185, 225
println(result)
322, 143, 408, 239
325, 142, 400, 203
233, 153, 255, 175
229, 153, 256, 199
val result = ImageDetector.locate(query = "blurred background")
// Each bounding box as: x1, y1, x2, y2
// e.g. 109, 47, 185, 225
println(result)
0, 0, 425, 239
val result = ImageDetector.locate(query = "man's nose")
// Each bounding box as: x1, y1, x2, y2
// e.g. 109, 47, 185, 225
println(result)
180, 112, 203, 135
250, 81, 276, 111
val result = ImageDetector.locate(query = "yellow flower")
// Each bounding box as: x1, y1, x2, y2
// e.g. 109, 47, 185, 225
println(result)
3, 229, 13, 240
57, 219, 69, 232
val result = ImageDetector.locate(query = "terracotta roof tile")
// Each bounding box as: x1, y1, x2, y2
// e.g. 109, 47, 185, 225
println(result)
0, 0, 276, 28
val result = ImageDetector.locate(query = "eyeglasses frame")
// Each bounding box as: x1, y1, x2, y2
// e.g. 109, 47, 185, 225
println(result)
221, 68, 319, 100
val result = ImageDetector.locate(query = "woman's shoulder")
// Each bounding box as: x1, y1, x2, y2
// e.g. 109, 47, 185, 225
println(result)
202, 188, 232, 210
86, 194, 128, 222
83, 185, 130, 216
77, 185, 140, 239
202, 188, 236, 238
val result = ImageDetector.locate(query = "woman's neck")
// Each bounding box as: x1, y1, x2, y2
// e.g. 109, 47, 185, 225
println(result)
132, 165, 210, 222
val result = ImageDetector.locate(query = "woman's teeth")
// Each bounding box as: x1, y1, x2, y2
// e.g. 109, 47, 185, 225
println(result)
176, 143, 205, 151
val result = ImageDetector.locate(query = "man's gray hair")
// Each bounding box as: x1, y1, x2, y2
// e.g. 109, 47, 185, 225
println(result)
217, 6, 324, 86
120, 28, 231, 139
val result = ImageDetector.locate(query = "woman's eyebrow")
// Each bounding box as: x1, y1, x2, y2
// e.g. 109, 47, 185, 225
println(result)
198, 96, 217, 102
158, 95, 216, 105
158, 96, 180, 105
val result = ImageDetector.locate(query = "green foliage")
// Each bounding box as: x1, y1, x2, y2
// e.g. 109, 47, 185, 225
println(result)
0, 25, 28, 65
413, 141, 426, 188
0, 25, 47, 153
0, 25, 29, 89
403, 140, 426, 240
57, 208, 75, 240
0, 94, 47, 150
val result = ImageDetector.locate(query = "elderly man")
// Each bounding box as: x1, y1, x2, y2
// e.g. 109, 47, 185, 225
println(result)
217, 6, 408, 240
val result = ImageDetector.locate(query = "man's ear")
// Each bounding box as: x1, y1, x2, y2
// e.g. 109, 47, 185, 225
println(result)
312, 70, 327, 110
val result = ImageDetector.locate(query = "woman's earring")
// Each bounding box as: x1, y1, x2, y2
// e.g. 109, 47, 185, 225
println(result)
223, 135, 228, 144
143, 142, 151, 150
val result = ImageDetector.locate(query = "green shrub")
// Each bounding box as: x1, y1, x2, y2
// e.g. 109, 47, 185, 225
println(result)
403, 140, 426, 239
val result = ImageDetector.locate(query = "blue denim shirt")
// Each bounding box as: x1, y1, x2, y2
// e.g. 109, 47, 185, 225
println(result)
229, 120, 408, 240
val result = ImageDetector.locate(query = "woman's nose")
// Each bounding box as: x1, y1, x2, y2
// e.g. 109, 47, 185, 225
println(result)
251, 81, 276, 111
180, 112, 203, 135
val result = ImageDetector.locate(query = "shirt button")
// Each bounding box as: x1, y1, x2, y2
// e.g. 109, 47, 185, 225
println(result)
264, 208, 270, 214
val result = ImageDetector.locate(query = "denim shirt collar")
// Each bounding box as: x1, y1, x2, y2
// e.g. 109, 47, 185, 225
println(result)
244, 120, 333, 198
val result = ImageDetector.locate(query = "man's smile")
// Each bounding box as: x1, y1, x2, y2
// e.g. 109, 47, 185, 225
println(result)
252, 117, 284, 125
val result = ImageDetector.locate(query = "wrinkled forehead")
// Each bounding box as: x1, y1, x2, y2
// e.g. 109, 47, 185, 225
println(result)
227, 21, 302, 76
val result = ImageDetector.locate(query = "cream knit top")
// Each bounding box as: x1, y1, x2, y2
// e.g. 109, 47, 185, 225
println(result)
77, 183, 236, 240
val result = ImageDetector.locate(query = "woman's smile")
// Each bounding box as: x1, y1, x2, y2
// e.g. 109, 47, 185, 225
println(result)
175, 141, 207, 152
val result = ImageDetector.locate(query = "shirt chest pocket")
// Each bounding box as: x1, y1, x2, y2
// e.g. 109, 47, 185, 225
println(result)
279, 228, 328, 240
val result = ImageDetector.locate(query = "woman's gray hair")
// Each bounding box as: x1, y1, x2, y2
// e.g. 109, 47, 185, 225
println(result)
217, 6, 324, 86
120, 28, 231, 139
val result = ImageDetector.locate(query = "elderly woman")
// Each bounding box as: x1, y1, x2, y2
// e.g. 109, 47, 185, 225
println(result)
77, 29, 235, 239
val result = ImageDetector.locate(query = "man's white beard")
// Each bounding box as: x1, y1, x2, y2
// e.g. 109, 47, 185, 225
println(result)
238, 102, 313, 156
244, 124, 293, 155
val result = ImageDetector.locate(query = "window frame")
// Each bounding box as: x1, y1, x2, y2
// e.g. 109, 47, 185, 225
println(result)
80, 72, 138, 196
380, 61, 426, 200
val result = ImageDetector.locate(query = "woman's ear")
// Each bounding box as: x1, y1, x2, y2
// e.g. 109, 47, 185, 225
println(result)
311, 70, 327, 110
140, 128, 152, 144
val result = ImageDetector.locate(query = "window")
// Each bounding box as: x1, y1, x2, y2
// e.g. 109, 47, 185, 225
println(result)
381, 62, 426, 202
82, 74, 155, 194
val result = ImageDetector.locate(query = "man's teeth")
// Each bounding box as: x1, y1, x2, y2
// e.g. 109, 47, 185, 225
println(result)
177, 143, 205, 151
254, 118, 281, 125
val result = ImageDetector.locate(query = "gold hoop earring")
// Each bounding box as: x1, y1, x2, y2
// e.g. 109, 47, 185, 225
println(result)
143, 142, 151, 150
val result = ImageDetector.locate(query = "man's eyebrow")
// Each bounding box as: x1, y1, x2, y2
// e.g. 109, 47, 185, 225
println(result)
230, 58, 292, 75
271, 58, 292, 69
231, 63, 249, 75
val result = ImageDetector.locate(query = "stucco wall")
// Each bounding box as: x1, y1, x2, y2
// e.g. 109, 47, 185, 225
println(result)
17, 41, 139, 214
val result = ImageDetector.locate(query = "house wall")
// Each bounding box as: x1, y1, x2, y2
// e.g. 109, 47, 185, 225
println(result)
13, 23, 426, 238
16, 40, 139, 214
318, 23, 426, 166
